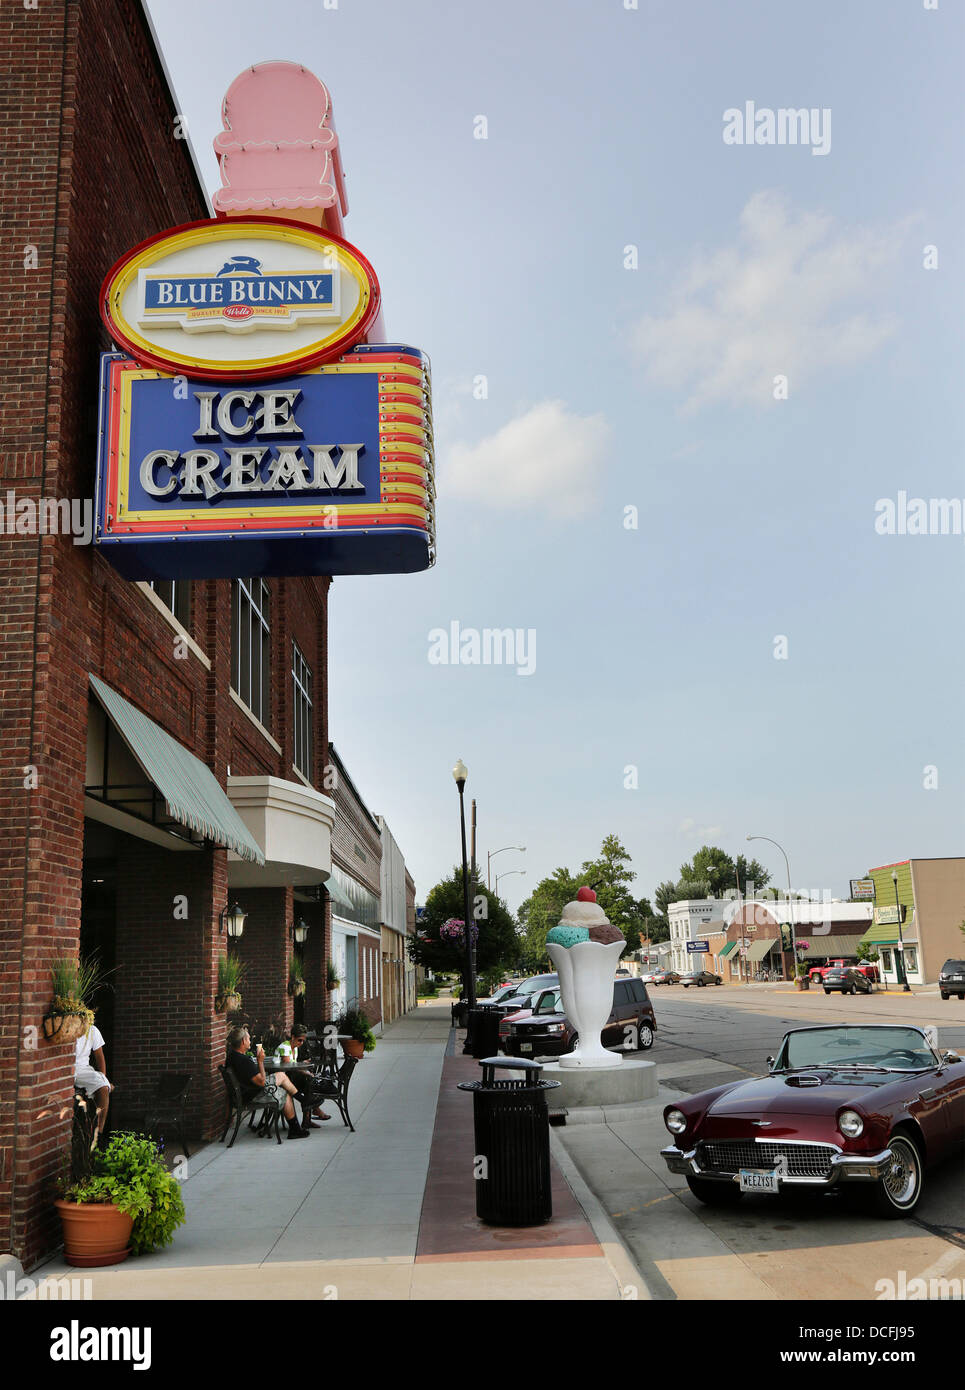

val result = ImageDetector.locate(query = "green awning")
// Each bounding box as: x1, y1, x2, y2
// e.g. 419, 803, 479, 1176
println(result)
90, 674, 264, 863
746, 937, 778, 962
800, 934, 869, 959
718, 941, 738, 958
324, 875, 356, 910
860, 922, 917, 948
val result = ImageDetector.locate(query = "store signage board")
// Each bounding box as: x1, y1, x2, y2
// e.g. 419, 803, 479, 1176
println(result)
93, 345, 435, 579
686, 940, 709, 953
100, 217, 380, 382
850, 878, 875, 900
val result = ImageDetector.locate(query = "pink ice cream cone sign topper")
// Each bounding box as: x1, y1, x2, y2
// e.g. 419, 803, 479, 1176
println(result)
213, 62, 348, 233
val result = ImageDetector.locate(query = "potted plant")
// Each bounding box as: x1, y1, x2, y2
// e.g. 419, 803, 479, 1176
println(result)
795, 963, 810, 991
216, 953, 245, 1012
333, 1003, 376, 1059
326, 959, 341, 992
43, 957, 103, 1043
288, 958, 306, 998
56, 1132, 186, 1267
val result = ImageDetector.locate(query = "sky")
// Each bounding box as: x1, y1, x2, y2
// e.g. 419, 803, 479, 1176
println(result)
146, 0, 964, 914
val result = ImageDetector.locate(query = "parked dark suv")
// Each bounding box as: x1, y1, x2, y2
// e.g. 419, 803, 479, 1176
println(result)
939, 960, 965, 1001
822, 966, 873, 996
500, 977, 657, 1058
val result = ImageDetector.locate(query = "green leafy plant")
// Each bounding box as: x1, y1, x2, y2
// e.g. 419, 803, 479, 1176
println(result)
334, 1003, 377, 1052
288, 957, 306, 996
59, 1132, 185, 1254
49, 955, 108, 1023
217, 953, 246, 1008
326, 959, 341, 990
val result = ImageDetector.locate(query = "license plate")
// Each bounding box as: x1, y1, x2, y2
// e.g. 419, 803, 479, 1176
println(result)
739, 1168, 780, 1193
953, 975, 964, 981
519, 1042, 533, 1052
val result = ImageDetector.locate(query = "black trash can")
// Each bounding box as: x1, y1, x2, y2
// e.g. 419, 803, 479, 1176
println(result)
457, 1056, 561, 1226
468, 1005, 501, 1059
450, 999, 468, 1029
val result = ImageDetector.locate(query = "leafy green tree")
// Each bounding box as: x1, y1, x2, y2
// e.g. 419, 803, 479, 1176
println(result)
581, 834, 648, 950
517, 867, 581, 972
735, 854, 771, 897
407, 867, 518, 976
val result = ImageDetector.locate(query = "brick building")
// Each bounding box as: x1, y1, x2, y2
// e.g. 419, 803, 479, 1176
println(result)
0, 0, 344, 1266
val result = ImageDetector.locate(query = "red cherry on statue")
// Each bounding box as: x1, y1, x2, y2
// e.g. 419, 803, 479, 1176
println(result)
576, 886, 596, 902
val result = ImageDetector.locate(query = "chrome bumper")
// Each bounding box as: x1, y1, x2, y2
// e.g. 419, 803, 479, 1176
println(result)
660, 1144, 895, 1186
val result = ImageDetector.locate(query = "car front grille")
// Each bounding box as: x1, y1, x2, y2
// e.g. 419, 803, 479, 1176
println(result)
696, 1140, 837, 1178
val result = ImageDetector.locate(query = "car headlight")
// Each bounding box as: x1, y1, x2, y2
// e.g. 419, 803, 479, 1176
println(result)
545, 1023, 564, 1033
665, 1109, 687, 1135
838, 1109, 864, 1138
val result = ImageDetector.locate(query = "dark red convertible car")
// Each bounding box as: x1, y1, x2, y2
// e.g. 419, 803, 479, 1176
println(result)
660, 1024, 965, 1217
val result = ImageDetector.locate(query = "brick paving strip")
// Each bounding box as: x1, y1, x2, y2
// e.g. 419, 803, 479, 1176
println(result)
415, 1047, 604, 1263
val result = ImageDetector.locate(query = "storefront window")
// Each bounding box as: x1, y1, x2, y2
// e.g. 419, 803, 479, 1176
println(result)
231, 578, 271, 726
903, 946, 918, 975
292, 642, 313, 781
881, 949, 892, 972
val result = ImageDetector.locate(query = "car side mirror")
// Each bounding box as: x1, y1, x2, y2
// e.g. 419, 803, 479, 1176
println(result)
942, 1051, 961, 1065
766, 1056, 775, 1069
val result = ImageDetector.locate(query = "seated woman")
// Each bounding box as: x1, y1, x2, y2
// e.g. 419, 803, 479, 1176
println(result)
276, 1024, 330, 1125
225, 1025, 310, 1138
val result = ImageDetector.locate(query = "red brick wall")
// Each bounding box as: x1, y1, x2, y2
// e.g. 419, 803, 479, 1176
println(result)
233, 887, 293, 1038
0, 0, 331, 1266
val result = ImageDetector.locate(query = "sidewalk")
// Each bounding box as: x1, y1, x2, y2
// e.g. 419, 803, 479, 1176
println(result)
29, 1006, 637, 1300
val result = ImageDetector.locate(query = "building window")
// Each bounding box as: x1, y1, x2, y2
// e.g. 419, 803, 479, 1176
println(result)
231, 578, 271, 726
903, 946, 918, 975
149, 579, 191, 627
880, 949, 892, 973
292, 642, 313, 781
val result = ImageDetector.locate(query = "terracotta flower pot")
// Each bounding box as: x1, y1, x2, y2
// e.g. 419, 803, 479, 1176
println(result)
55, 1199, 133, 1268
341, 1038, 364, 1060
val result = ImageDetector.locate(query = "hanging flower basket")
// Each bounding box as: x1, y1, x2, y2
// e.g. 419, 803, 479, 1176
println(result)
42, 999, 95, 1045
216, 991, 242, 1013
288, 980, 306, 998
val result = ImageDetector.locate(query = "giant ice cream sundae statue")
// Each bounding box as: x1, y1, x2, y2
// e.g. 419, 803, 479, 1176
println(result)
545, 887, 626, 1069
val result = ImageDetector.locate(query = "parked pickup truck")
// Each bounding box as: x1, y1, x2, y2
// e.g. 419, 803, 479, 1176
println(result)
808, 957, 879, 983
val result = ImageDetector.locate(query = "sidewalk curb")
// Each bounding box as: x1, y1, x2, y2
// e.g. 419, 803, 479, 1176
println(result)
549, 1127, 653, 1301
551, 1098, 668, 1125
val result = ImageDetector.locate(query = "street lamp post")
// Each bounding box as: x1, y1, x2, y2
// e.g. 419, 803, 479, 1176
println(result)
747, 835, 797, 982
487, 844, 525, 889
892, 870, 910, 992
495, 869, 526, 896
452, 760, 476, 1011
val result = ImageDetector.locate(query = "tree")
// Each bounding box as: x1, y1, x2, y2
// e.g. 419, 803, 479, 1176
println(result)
407, 866, 518, 975
517, 867, 581, 972
581, 834, 649, 951
735, 854, 771, 897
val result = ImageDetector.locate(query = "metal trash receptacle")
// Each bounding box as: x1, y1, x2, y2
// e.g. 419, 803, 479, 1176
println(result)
467, 1005, 501, 1059
457, 1056, 561, 1225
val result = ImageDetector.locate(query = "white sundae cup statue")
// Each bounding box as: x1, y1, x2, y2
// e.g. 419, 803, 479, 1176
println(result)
545, 890, 626, 1069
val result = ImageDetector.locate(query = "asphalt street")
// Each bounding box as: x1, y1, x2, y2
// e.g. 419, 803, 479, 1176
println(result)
554, 985, 965, 1302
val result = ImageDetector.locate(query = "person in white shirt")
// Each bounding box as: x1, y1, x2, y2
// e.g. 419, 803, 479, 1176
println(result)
74, 1022, 113, 1135
276, 1025, 330, 1124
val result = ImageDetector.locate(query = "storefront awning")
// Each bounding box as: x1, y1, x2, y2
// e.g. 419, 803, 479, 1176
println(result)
718, 941, 738, 958
799, 934, 869, 959
324, 875, 356, 910
860, 922, 917, 948
746, 937, 778, 962
90, 674, 264, 863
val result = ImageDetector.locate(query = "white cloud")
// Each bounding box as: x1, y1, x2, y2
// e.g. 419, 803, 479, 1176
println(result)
678, 818, 723, 837
633, 192, 909, 409
443, 400, 611, 519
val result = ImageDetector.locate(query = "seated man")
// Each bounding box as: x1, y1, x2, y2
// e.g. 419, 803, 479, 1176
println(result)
225, 1025, 309, 1138
276, 1024, 330, 1125
74, 1020, 113, 1142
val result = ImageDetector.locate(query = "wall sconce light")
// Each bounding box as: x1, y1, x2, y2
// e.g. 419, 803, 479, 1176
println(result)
220, 901, 247, 938
291, 918, 310, 945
